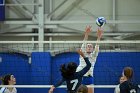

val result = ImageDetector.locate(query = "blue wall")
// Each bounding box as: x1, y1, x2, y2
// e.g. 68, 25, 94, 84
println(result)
94, 52, 140, 93
0, 53, 30, 85
95, 52, 140, 84
0, 0, 5, 21
0, 52, 51, 93
0, 52, 140, 93
0, 53, 31, 93
31, 52, 51, 85
29, 52, 51, 93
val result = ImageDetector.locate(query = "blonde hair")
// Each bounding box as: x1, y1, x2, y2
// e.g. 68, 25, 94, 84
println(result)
77, 85, 88, 93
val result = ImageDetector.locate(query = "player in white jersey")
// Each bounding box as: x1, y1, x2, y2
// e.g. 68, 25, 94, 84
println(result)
76, 26, 103, 93
0, 87, 17, 93
0, 74, 17, 93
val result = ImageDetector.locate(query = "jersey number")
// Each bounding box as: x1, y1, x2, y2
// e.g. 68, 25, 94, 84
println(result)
70, 79, 78, 90
130, 89, 136, 93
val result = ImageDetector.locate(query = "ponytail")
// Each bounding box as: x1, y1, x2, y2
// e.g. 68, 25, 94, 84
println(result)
123, 67, 133, 80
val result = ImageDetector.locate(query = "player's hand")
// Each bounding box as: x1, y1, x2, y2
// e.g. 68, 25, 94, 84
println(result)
97, 27, 103, 40
85, 26, 92, 33
48, 89, 53, 93
84, 26, 92, 40
48, 86, 55, 93
77, 49, 85, 58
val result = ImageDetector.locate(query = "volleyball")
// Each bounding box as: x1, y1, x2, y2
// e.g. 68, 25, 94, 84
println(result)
96, 17, 106, 27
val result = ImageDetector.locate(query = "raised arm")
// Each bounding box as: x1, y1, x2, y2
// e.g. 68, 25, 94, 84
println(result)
93, 27, 103, 57
77, 49, 91, 76
96, 27, 103, 45
81, 26, 92, 51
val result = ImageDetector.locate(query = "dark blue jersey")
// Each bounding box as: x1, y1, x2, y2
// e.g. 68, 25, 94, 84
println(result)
120, 81, 139, 93
54, 57, 91, 92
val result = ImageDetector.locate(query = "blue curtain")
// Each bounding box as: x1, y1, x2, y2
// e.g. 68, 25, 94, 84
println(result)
0, 0, 5, 21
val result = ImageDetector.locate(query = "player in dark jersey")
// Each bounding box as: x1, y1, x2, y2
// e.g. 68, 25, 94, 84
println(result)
120, 67, 139, 93
114, 76, 127, 93
48, 49, 91, 93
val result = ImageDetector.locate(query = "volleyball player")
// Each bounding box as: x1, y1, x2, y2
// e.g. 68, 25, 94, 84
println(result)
120, 67, 139, 93
0, 74, 17, 93
114, 76, 126, 93
76, 26, 103, 93
48, 49, 91, 93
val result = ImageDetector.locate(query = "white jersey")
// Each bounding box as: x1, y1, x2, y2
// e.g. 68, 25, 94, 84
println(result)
0, 87, 17, 93
114, 84, 120, 93
76, 43, 99, 77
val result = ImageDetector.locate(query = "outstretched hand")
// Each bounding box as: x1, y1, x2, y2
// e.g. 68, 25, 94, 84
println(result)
48, 89, 53, 93
97, 27, 103, 40
48, 86, 55, 93
84, 26, 92, 40
77, 49, 85, 58
85, 26, 92, 33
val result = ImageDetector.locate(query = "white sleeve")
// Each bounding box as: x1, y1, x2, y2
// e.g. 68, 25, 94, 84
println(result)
81, 41, 86, 53
114, 85, 120, 93
91, 45, 99, 62
93, 45, 99, 57
14, 88, 17, 93
0, 87, 6, 93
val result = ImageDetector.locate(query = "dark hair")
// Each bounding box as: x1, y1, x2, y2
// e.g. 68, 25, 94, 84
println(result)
0, 77, 3, 84
0, 74, 12, 85
60, 62, 77, 79
77, 84, 88, 93
123, 67, 133, 80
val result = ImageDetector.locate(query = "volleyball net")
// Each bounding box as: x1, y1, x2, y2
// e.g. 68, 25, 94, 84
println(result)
0, 40, 140, 93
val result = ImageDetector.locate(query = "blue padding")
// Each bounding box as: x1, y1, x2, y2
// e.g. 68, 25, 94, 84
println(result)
0, 53, 31, 93
0, 53, 30, 85
94, 52, 140, 93
51, 52, 140, 93
31, 52, 51, 85
0, 0, 5, 21
1, 52, 140, 93
0, 0, 3, 3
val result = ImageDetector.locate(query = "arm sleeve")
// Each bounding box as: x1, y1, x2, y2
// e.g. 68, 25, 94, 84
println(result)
92, 45, 99, 63
54, 78, 65, 88
114, 85, 120, 93
0, 87, 6, 93
81, 41, 86, 52
77, 57, 91, 76
15, 88, 17, 93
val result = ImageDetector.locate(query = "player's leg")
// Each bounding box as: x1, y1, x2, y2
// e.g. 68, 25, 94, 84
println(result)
82, 76, 94, 93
